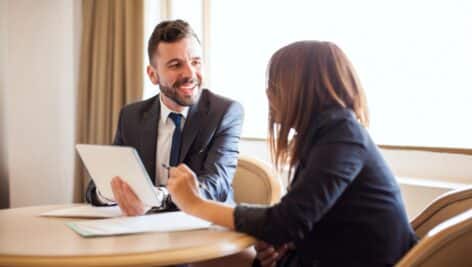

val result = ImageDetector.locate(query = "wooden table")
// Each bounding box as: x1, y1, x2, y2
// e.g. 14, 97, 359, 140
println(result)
0, 204, 256, 267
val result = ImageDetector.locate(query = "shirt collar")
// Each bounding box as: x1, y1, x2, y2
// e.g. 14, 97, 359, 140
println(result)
159, 94, 189, 122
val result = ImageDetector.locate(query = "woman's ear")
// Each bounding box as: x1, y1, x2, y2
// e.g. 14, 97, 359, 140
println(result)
146, 65, 159, 85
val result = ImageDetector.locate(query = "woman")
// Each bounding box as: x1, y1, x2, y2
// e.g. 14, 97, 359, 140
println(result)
168, 41, 417, 267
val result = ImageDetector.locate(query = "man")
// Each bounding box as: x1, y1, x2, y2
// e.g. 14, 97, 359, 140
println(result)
85, 19, 244, 216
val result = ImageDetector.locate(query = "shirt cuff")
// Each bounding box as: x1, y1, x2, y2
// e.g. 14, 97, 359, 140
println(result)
154, 186, 169, 205
96, 189, 116, 205
145, 186, 170, 213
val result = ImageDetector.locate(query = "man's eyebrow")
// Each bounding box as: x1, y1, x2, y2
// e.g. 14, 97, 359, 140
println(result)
165, 58, 181, 66
165, 56, 201, 66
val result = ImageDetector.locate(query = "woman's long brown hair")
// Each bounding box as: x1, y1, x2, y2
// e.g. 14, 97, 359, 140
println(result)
267, 41, 369, 173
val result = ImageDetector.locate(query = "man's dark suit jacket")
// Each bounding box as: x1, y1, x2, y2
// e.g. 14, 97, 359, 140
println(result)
236, 108, 417, 267
85, 89, 244, 208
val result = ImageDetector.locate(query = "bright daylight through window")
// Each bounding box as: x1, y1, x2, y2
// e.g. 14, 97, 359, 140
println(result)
145, 0, 472, 149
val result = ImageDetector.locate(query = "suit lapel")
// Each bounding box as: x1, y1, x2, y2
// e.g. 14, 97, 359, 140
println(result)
179, 90, 209, 162
140, 96, 160, 184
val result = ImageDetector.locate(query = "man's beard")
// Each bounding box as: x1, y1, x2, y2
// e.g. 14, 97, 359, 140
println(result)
159, 76, 201, 106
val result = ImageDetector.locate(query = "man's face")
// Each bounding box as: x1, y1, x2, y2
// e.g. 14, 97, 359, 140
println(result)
148, 37, 203, 107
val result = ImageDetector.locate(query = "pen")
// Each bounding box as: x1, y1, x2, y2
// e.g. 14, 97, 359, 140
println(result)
161, 163, 209, 192
161, 163, 171, 171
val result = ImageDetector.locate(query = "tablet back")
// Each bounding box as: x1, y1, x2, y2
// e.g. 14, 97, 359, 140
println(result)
76, 144, 159, 207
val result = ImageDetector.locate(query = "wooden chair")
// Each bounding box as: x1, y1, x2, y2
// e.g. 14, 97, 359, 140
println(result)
410, 186, 472, 238
232, 155, 282, 205
396, 209, 472, 267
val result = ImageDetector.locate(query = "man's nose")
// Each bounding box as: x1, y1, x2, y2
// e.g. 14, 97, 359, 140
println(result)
181, 62, 196, 79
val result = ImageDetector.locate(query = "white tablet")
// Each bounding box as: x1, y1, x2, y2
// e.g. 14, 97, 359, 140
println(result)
76, 144, 159, 207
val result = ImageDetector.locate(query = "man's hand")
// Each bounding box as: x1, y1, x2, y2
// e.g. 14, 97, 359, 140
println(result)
167, 164, 202, 214
255, 241, 289, 267
110, 176, 145, 216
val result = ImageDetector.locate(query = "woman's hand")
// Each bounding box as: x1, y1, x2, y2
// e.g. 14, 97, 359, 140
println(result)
168, 163, 235, 229
255, 241, 289, 267
167, 163, 202, 214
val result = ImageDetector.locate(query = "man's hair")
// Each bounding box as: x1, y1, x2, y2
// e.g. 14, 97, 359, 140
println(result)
147, 19, 200, 65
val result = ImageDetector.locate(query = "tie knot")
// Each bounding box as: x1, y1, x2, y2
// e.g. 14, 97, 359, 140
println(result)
168, 112, 182, 127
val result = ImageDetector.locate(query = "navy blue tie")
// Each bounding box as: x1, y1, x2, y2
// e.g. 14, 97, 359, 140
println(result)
168, 112, 183, 167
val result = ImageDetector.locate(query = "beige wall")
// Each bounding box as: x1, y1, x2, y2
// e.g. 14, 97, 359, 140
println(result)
382, 149, 472, 184
0, 0, 81, 208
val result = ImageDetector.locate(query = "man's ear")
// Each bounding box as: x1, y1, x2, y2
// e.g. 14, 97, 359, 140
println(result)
146, 65, 159, 85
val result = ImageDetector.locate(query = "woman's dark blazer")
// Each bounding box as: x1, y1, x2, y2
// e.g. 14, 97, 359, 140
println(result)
236, 108, 417, 267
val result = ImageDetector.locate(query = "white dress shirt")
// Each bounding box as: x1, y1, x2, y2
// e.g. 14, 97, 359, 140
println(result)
156, 95, 188, 185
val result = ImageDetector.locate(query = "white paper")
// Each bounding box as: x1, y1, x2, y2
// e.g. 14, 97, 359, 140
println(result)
40, 205, 123, 218
66, 211, 211, 237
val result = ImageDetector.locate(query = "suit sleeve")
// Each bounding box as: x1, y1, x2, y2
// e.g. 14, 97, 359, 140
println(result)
85, 110, 125, 205
197, 101, 244, 203
234, 142, 365, 245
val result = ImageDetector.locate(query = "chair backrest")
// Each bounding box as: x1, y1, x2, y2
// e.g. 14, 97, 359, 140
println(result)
396, 209, 472, 267
410, 186, 472, 238
232, 155, 282, 205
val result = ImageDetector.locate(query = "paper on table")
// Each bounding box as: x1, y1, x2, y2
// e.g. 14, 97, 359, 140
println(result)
66, 211, 211, 237
40, 205, 122, 218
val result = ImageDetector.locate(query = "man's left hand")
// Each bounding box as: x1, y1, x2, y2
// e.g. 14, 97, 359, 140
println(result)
110, 176, 146, 216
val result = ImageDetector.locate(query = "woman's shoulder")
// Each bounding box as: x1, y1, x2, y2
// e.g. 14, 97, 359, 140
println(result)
313, 108, 370, 147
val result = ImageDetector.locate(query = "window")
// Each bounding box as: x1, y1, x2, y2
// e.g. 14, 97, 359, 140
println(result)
146, 0, 472, 149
